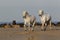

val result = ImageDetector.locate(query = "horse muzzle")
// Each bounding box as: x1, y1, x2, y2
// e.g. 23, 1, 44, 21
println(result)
39, 15, 41, 16
23, 16, 26, 18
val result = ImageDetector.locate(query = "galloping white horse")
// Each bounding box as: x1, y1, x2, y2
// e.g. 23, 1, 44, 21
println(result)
38, 10, 52, 31
22, 11, 36, 31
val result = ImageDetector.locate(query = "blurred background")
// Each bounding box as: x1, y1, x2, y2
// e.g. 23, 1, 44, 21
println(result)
0, 0, 60, 23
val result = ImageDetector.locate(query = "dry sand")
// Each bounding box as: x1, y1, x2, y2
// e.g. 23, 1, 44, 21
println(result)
0, 26, 60, 40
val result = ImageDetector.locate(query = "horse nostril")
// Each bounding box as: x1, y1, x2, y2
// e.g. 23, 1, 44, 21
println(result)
23, 16, 24, 18
23, 16, 26, 18
39, 15, 41, 16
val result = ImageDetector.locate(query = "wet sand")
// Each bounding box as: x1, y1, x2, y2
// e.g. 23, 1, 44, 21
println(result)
0, 26, 60, 40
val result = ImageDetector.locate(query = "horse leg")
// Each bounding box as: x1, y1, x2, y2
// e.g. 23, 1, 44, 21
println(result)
41, 23, 44, 31
32, 21, 36, 31
24, 22, 27, 31
28, 23, 31, 31
49, 21, 52, 30
44, 23, 47, 31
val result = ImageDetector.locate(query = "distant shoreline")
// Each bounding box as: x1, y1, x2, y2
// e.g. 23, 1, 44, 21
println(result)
0, 22, 60, 27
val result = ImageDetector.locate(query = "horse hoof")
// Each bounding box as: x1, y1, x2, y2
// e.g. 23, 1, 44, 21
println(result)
32, 30, 34, 31
41, 29, 44, 31
41, 29, 46, 31
44, 28, 46, 31
25, 30, 27, 31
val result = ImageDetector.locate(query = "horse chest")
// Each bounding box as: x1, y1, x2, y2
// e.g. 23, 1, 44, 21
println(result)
41, 16, 46, 23
41, 15, 50, 23
24, 17, 31, 23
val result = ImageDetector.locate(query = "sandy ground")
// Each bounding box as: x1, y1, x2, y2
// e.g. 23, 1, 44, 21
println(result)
0, 26, 60, 40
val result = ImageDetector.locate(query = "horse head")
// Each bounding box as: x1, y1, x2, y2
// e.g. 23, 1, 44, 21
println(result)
38, 10, 44, 16
23, 11, 29, 18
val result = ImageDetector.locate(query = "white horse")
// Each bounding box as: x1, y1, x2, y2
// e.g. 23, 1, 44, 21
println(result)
22, 11, 36, 31
38, 10, 52, 31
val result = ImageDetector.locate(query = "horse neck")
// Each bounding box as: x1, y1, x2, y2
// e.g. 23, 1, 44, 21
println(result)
26, 14, 30, 17
40, 15, 43, 17
25, 14, 30, 19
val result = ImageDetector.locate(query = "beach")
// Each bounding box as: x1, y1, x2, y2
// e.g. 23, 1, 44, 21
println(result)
0, 26, 60, 40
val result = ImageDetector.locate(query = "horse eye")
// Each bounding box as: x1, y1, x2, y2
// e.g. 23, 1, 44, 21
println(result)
39, 15, 41, 16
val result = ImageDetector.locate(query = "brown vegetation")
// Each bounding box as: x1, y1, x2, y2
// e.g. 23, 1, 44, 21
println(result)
0, 22, 60, 28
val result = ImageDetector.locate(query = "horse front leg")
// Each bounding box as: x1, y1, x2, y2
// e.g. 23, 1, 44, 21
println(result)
32, 21, 36, 31
44, 23, 47, 31
41, 23, 44, 31
28, 23, 31, 31
24, 22, 27, 31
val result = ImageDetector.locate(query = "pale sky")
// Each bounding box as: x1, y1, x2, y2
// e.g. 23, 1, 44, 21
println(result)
0, 0, 60, 22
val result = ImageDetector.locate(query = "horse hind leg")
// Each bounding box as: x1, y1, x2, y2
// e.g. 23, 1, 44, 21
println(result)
49, 21, 52, 30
